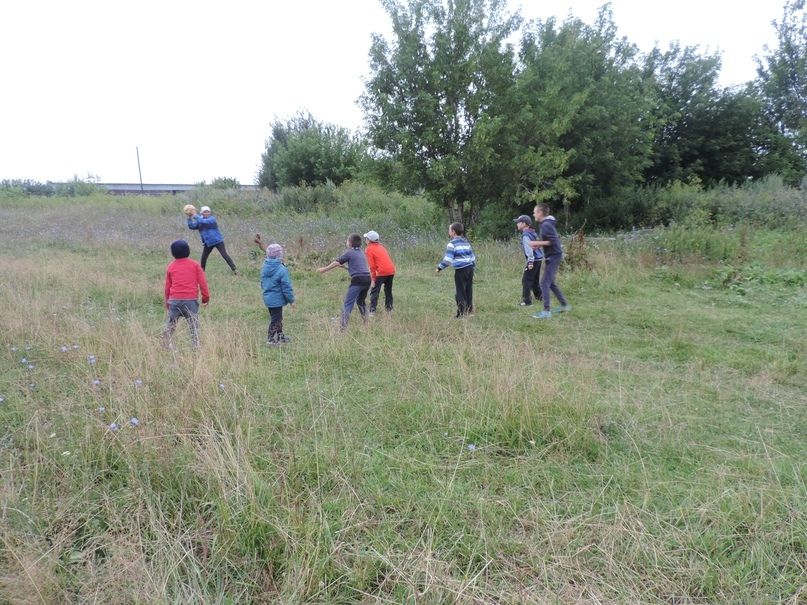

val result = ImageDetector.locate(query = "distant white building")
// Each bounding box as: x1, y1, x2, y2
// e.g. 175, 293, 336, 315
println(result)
98, 183, 259, 195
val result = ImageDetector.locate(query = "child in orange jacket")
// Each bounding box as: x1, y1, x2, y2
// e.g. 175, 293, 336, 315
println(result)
363, 230, 396, 314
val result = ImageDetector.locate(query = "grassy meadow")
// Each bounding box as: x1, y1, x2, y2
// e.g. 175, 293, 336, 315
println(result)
0, 191, 805, 604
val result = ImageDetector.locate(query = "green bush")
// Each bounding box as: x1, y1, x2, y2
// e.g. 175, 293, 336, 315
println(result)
53, 176, 99, 197
574, 176, 806, 233
182, 187, 275, 216
275, 181, 340, 213
331, 181, 440, 230
576, 187, 661, 230
1, 179, 54, 197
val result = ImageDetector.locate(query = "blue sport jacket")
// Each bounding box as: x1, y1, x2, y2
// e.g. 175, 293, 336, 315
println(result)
187, 215, 224, 247
261, 258, 295, 308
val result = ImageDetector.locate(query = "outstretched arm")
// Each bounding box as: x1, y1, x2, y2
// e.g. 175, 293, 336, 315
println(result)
437, 242, 455, 271
318, 261, 343, 274
254, 233, 265, 251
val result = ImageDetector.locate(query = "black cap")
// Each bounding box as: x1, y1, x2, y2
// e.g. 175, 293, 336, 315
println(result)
170, 240, 190, 259
513, 214, 532, 225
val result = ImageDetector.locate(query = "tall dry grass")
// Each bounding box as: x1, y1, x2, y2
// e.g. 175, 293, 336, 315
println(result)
0, 196, 805, 603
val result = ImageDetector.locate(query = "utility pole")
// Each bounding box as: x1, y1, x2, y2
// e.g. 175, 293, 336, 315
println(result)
136, 147, 144, 193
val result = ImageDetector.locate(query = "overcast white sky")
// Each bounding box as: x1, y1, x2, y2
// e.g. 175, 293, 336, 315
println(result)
0, 0, 783, 185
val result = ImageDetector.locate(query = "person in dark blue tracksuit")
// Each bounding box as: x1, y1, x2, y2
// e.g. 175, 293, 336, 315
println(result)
529, 203, 570, 319
186, 205, 238, 273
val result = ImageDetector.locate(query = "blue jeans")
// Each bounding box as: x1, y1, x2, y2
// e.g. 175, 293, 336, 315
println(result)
163, 299, 200, 348
540, 255, 568, 311
342, 276, 371, 329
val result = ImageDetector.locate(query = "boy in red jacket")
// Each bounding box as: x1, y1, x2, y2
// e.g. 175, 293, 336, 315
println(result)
363, 230, 396, 314
163, 240, 210, 349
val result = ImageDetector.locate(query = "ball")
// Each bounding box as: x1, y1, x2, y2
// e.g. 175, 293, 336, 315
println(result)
183, 204, 196, 216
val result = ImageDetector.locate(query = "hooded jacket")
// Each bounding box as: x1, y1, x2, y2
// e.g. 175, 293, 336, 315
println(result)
538, 216, 563, 258
260, 258, 295, 308
187, 215, 224, 247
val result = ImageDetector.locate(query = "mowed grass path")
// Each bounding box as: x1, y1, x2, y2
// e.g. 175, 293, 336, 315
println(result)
0, 198, 805, 604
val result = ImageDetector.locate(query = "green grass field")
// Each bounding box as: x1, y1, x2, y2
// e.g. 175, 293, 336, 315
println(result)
0, 195, 805, 604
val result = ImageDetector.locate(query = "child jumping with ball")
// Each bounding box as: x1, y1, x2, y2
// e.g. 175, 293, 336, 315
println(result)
186, 205, 238, 274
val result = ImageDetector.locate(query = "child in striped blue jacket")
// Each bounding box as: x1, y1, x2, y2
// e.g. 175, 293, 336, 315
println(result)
514, 214, 543, 306
436, 222, 476, 317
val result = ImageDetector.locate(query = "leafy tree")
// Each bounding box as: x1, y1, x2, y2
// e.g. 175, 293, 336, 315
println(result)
645, 39, 801, 187
363, 2, 658, 228
518, 8, 655, 214
258, 113, 367, 190
643, 44, 723, 184
362, 0, 521, 225
756, 0, 807, 182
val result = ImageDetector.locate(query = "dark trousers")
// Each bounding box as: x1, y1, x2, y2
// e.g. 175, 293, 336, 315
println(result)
342, 276, 371, 329
163, 299, 200, 348
201, 242, 237, 272
540, 255, 568, 311
454, 265, 474, 317
267, 307, 283, 342
521, 264, 542, 304
369, 274, 394, 312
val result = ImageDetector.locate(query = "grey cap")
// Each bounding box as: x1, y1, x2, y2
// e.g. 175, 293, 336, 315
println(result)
513, 214, 532, 225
